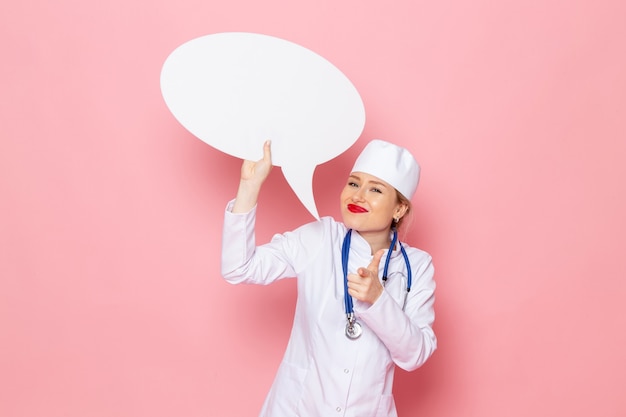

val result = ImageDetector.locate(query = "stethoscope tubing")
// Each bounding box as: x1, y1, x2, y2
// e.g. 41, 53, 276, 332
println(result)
342, 228, 412, 318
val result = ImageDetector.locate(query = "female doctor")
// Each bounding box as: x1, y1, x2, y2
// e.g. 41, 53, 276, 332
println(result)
221, 139, 436, 417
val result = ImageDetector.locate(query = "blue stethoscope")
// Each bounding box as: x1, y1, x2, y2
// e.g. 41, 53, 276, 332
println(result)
342, 228, 412, 339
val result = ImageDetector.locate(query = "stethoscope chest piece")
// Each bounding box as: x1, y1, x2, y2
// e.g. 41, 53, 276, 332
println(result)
345, 316, 362, 340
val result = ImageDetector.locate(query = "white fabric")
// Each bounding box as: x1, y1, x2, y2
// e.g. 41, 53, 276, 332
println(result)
221, 201, 436, 417
351, 139, 420, 200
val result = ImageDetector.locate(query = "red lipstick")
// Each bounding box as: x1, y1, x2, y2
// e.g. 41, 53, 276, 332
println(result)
347, 204, 368, 213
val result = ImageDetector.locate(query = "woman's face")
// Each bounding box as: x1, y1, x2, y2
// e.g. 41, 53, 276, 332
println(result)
340, 172, 407, 235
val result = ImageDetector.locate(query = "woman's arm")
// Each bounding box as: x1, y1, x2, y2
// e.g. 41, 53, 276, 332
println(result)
355, 252, 437, 371
231, 140, 273, 213
221, 140, 300, 284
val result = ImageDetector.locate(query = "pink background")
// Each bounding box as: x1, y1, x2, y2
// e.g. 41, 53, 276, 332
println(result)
2, 1, 625, 416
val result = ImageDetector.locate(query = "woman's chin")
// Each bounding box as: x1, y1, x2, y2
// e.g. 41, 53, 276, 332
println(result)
341, 213, 365, 231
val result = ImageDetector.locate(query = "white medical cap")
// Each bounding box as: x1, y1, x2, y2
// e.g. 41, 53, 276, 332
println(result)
351, 139, 420, 200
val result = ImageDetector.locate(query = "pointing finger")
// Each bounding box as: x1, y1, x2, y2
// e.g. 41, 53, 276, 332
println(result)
367, 249, 385, 273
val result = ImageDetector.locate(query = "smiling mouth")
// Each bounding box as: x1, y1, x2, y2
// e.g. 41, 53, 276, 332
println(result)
347, 204, 368, 213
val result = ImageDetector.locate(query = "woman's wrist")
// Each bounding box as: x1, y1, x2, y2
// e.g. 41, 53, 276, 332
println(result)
232, 180, 262, 213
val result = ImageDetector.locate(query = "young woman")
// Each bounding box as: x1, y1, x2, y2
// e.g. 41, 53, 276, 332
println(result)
221, 139, 436, 417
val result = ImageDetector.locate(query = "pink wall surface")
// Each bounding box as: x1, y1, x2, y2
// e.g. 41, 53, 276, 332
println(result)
2, 1, 625, 416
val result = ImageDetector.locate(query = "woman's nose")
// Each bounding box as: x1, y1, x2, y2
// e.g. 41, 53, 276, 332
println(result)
351, 189, 365, 201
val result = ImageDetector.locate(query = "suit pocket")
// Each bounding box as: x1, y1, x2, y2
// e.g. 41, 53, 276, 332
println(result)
374, 394, 396, 417
264, 362, 308, 415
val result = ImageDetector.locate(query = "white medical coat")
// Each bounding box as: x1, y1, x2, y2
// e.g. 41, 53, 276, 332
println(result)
221, 202, 436, 417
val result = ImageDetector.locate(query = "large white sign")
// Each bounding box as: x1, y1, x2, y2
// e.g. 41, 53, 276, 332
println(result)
160, 32, 366, 219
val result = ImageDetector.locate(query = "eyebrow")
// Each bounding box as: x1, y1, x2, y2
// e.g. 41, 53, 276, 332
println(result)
349, 174, 389, 189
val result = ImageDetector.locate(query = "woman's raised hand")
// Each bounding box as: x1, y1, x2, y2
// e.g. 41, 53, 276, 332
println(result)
232, 140, 273, 213
240, 140, 273, 185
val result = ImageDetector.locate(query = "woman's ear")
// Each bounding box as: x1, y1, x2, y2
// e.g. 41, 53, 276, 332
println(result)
394, 203, 409, 221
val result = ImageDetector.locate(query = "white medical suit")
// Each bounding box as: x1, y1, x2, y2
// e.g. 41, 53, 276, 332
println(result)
221, 201, 436, 417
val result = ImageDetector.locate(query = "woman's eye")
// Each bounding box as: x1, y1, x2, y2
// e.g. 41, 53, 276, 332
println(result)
348, 182, 359, 187
371, 187, 382, 193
